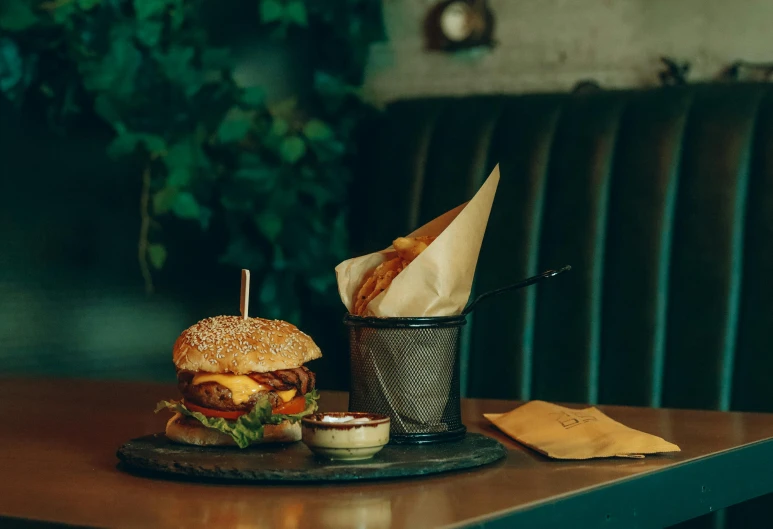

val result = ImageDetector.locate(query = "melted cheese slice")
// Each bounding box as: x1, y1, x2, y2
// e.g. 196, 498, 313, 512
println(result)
192, 374, 269, 405
191, 374, 299, 405
276, 389, 297, 403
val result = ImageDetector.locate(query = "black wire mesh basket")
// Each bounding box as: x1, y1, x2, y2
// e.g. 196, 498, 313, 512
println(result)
343, 265, 572, 444
345, 313, 468, 444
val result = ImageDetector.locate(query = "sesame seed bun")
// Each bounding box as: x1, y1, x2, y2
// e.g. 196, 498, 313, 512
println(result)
165, 413, 301, 446
173, 315, 322, 374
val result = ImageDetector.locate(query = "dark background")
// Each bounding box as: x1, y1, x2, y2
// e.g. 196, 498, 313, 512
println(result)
0, 94, 350, 388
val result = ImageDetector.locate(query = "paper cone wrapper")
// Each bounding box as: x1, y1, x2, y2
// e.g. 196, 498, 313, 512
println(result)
338, 166, 500, 433
335, 165, 501, 317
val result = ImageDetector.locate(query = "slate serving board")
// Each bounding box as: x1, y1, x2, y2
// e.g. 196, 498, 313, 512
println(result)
116, 433, 507, 482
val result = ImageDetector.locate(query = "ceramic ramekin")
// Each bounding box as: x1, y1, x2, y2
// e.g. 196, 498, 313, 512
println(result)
301, 412, 390, 460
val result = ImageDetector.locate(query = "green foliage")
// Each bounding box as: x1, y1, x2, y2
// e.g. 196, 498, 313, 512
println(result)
259, 0, 283, 23
303, 119, 333, 141
171, 192, 201, 219
79, 37, 142, 98
279, 136, 306, 164
259, 0, 307, 27
216, 108, 253, 143
107, 133, 166, 158
0, 38, 28, 100
153, 187, 177, 215
1, 0, 383, 322
148, 244, 167, 269
0, 1, 38, 31
284, 1, 307, 26
242, 86, 265, 107
134, 0, 177, 20
77, 0, 102, 10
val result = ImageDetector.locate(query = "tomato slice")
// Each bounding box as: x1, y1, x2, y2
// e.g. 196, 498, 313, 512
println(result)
184, 401, 246, 420
273, 396, 306, 415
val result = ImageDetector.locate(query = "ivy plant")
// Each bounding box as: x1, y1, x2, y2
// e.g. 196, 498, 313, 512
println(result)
0, 0, 382, 322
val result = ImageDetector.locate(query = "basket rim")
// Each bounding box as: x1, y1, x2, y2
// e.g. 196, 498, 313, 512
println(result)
343, 313, 467, 328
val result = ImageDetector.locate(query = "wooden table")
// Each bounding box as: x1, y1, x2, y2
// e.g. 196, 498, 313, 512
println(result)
2, 379, 773, 528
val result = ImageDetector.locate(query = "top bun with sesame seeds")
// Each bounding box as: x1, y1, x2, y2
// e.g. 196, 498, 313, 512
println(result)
173, 315, 322, 375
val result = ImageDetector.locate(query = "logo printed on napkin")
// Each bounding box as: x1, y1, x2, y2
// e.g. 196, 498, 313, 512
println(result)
485, 401, 681, 460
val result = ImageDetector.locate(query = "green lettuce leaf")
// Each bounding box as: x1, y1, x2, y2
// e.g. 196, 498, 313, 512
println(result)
155, 389, 319, 448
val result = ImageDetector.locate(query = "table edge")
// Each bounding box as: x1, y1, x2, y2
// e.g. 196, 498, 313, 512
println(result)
452, 436, 773, 529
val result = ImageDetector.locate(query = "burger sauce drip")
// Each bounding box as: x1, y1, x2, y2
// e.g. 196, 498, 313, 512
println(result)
191, 374, 269, 405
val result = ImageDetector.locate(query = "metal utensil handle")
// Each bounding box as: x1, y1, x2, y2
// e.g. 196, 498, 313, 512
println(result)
462, 265, 572, 316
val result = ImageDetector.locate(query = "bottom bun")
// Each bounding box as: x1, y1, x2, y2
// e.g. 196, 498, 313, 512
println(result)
165, 413, 301, 446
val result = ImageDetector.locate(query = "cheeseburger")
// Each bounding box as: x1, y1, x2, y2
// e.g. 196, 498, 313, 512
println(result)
155, 315, 321, 448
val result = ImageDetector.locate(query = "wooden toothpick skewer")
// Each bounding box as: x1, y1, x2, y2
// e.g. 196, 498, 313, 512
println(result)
240, 269, 250, 320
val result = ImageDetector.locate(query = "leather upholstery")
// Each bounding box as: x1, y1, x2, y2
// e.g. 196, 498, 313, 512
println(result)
353, 84, 773, 413
354, 85, 773, 527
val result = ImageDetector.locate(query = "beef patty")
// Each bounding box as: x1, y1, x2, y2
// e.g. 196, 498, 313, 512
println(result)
178, 366, 316, 412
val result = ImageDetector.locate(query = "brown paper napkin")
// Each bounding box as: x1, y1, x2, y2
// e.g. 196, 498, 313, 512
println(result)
484, 401, 680, 459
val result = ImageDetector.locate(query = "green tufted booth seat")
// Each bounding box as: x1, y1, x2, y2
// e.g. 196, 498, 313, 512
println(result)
351, 83, 773, 527
353, 83, 773, 410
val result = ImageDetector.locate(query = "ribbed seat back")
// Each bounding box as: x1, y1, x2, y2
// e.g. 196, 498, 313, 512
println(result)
353, 84, 773, 414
